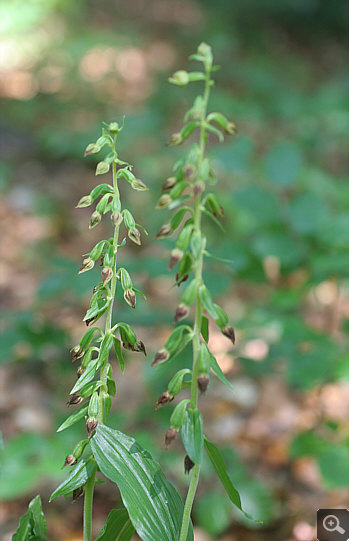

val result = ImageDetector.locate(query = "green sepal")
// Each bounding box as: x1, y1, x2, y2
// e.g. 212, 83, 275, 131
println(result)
181, 409, 203, 464
190, 231, 204, 259
13, 495, 46, 541
209, 351, 234, 391
198, 342, 211, 374
107, 377, 116, 397
167, 369, 191, 396
170, 207, 191, 231
201, 316, 209, 343
88, 391, 100, 418
198, 285, 219, 319
170, 399, 190, 430
79, 380, 103, 398
80, 327, 101, 350
176, 223, 193, 251
113, 337, 125, 373
182, 279, 199, 306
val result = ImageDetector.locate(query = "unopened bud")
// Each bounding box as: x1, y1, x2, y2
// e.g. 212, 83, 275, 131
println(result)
77, 367, 84, 377
62, 454, 77, 469
222, 326, 236, 344
79, 258, 94, 274
131, 179, 148, 191
76, 195, 92, 208
67, 394, 83, 406
71, 345, 84, 362
184, 454, 195, 474
128, 227, 141, 245
165, 428, 178, 449
108, 122, 119, 134
162, 177, 176, 191
156, 194, 172, 209
225, 121, 237, 135
174, 303, 190, 323
168, 70, 190, 87
85, 317, 97, 327
155, 391, 174, 410
124, 289, 136, 309
89, 211, 102, 229
151, 348, 170, 367
86, 417, 98, 438
197, 375, 210, 394
111, 211, 123, 228
169, 248, 183, 269
102, 266, 113, 286
156, 224, 172, 239
133, 340, 147, 355
193, 181, 205, 197
167, 133, 183, 146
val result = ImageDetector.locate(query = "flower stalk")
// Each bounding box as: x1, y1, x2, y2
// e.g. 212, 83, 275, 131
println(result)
154, 43, 237, 539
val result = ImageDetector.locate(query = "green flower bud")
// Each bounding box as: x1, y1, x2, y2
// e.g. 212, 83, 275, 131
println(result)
79, 257, 95, 274
165, 428, 178, 449
86, 417, 98, 438
102, 266, 113, 286
84, 143, 101, 156
76, 195, 92, 208
89, 211, 102, 229
128, 227, 141, 245
156, 194, 172, 209
168, 70, 190, 87
124, 288, 136, 309
108, 122, 119, 134
96, 161, 110, 176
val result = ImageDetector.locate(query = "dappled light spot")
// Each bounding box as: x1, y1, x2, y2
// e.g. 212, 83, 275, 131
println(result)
38, 65, 64, 93
1, 70, 38, 99
115, 47, 147, 83
79, 47, 114, 82
242, 338, 269, 361
145, 41, 177, 71
293, 521, 315, 541
263, 255, 280, 282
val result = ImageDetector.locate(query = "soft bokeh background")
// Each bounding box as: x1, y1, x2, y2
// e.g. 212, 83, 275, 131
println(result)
1, 1, 349, 539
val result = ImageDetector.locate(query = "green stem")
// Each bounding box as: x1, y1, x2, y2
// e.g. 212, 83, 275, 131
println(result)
83, 469, 95, 541
180, 65, 211, 540
179, 464, 200, 541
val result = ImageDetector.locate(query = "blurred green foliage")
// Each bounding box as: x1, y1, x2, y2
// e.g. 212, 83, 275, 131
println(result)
0, 0, 348, 537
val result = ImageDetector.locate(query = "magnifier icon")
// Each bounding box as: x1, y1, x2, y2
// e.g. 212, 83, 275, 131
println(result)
323, 515, 345, 534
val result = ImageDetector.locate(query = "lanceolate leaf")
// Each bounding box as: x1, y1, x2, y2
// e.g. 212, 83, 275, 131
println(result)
13, 495, 46, 541
209, 352, 234, 391
95, 508, 134, 541
181, 409, 203, 464
91, 424, 194, 541
49, 457, 97, 501
57, 404, 89, 432
204, 438, 252, 520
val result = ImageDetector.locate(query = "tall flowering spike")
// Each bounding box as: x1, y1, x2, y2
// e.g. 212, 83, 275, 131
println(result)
53, 120, 148, 539
155, 44, 238, 539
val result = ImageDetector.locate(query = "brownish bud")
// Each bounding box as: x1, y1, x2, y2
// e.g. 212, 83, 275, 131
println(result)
184, 165, 195, 180
128, 227, 141, 245
174, 303, 190, 323
111, 211, 123, 228
193, 181, 205, 197
133, 340, 146, 355
62, 454, 77, 469
197, 375, 210, 394
156, 194, 172, 209
67, 394, 83, 407
165, 428, 178, 449
85, 317, 97, 327
155, 391, 174, 410
89, 211, 102, 229
102, 266, 113, 286
86, 417, 98, 438
71, 345, 84, 362
156, 224, 172, 239
77, 367, 84, 377
213, 206, 224, 218
79, 258, 94, 274
176, 272, 189, 286
151, 348, 170, 367
184, 454, 195, 474
131, 178, 148, 191
76, 195, 92, 208
222, 325, 236, 344
162, 177, 176, 191
124, 289, 136, 309
72, 487, 83, 502
169, 248, 183, 270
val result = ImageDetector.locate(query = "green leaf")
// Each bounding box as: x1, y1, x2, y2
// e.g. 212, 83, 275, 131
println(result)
209, 352, 234, 391
198, 286, 219, 319
181, 409, 203, 464
95, 508, 134, 541
204, 438, 251, 519
13, 495, 46, 541
201, 316, 209, 343
57, 404, 89, 432
70, 357, 101, 395
49, 457, 97, 501
91, 424, 193, 541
